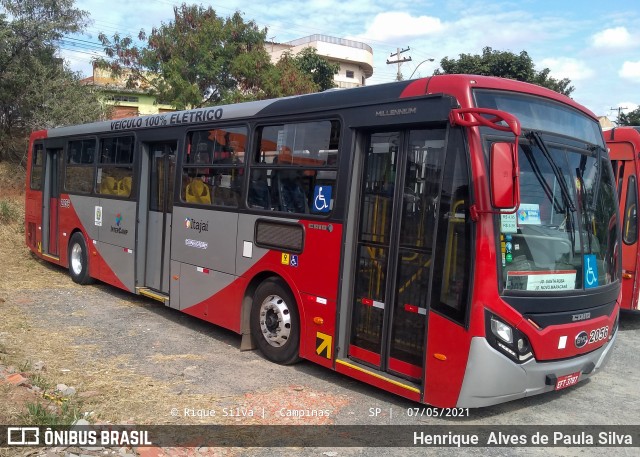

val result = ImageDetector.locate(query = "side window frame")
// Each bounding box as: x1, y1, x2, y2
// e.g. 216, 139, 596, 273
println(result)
180, 125, 248, 208
30, 143, 44, 190
623, 174, 638, 245
64, 138, 96, 195
429, 126, 473, 326
248, 119, 341, 216
96, 135, 136, 199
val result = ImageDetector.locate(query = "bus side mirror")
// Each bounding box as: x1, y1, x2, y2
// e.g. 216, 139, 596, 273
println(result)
491, 142, 519, 209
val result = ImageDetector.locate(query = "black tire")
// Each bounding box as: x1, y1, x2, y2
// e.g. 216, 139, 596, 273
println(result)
68, 232, 93, 285
250, 278, 301, 365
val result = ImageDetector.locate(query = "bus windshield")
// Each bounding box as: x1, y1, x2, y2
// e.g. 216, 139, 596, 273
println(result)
474, 90, 618, 293
495, 136, 618, 292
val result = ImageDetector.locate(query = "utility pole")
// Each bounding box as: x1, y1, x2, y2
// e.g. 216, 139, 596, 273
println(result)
610, 106, 628, 124
387, 47, 411, 81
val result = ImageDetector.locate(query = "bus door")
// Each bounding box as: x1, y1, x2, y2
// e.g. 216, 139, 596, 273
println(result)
41, 148, 61, 257
611, 146, 639, 310
145, 142, 177, 293
349, 129, 445, 381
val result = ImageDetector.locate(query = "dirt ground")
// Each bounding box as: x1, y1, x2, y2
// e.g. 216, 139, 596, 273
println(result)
1, 162, 640, 456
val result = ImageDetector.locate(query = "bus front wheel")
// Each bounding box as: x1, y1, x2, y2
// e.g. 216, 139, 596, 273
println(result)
250, 278, 301, 365
68, 232, 93, 285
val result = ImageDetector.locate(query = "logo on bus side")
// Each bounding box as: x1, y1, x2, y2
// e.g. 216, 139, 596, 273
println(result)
185, 217, 209, 233
375, 107, 417, 117
574, 331, 588, 348
110, 213, 128, 235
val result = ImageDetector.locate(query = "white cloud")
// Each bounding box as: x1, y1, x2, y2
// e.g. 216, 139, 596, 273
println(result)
617, 102, 639, 113
619, 61, 640, 81
590, 27, 634, 49
539, 57, 594, 81
360, 12, 445, 42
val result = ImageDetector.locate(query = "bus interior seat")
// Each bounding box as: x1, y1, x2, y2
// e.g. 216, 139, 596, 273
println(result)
248, 169, 271, 209
186, 179, 211, 204
117, 176, 132, 197
100, 176, 117, 195
213, 186, 238, 206
274, 170, 308, 213
194, 142, 211, 165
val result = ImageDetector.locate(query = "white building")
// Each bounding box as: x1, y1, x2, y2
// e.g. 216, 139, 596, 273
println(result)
268, 34, 374, 88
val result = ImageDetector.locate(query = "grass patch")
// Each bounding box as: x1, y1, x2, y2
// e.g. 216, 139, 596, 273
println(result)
0, 200, 20, 225
30, 373, 53, 391
21, 399, 83, 426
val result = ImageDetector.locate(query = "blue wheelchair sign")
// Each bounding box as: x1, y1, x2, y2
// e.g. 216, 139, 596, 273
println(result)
313, 185, 332, 213
584, 254, 598, 289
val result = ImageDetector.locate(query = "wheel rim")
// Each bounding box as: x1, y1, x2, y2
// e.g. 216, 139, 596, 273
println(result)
70, 243, 83, 275
258, 294, 292, 347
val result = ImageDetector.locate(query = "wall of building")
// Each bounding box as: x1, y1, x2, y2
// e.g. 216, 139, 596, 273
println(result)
268, 35, 374, 88
82, 67, 175, 120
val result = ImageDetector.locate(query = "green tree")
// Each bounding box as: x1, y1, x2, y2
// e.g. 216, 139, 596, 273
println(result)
0, 0, 105, 162
434, 46, 575, 96
96, 3, 336, 109
259, 51, 317, 101
617, 107, 640, 126
291, 47, 339, 91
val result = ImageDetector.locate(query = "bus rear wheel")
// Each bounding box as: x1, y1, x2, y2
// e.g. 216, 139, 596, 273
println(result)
68, 232, 93, 285
250, 278, 301, 365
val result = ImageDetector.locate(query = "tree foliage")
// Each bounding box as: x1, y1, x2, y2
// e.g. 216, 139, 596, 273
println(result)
617, 107, 640, 126
95, 3, 338, 109
0, 0, 105, 162
292, 47, 338, 91
434, 46, 575, 97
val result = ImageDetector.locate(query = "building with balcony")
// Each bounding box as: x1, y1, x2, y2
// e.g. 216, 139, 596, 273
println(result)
268, 34, 374, 88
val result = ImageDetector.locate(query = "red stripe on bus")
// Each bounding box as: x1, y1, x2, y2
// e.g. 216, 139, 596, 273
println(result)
349, 344, 381, 367
388, 357, 423, 380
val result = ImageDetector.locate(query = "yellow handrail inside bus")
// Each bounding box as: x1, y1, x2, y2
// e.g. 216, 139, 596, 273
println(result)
443, 200, 466, 296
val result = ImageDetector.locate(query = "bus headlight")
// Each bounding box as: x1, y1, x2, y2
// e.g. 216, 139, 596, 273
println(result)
491, 317, 513, 344
486, 311, 534, 363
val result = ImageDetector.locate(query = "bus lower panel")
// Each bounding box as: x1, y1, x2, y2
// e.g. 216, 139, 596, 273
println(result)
456, 333, 616, 408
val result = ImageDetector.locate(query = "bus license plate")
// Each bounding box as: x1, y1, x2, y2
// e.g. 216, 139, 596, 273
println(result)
555, 372, 580, 390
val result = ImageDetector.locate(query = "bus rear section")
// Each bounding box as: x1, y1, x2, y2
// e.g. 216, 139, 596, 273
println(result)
606, 126, 640, 311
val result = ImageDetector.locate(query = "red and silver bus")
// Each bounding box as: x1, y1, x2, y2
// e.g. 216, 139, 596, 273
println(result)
607, 126, 640, 311
25, 75, 620, 407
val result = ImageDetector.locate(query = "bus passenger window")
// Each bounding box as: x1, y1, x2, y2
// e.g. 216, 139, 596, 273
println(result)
30, 144, 44, 190
96, 136, 134, 198
250, 120, 340, 215
181, 126, 247, 207
65, 139, 96, 194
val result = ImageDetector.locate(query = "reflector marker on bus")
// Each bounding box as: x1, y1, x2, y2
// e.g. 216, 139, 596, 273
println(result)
558, 336, 567, 350
316, 296, 327, 305
123, 248, 133, 254
361, 298, 384, 309
404, 304, 427, 315
196, 267, 210, 274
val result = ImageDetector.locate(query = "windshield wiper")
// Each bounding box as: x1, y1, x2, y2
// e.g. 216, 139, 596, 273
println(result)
527, 131, 576, 213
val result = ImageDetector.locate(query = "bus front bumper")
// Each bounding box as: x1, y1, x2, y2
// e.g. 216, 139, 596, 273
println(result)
456, 332, 617, 408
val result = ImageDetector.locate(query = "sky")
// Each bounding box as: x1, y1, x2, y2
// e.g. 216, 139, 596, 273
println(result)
61, 0, 640, 118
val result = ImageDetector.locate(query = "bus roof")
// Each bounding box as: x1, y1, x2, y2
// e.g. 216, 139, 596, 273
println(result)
43, 74, 596, 138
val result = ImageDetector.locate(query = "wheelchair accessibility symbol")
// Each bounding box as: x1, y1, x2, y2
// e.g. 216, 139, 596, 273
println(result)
313, 185, 332, 213
584, 254, 598, 289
